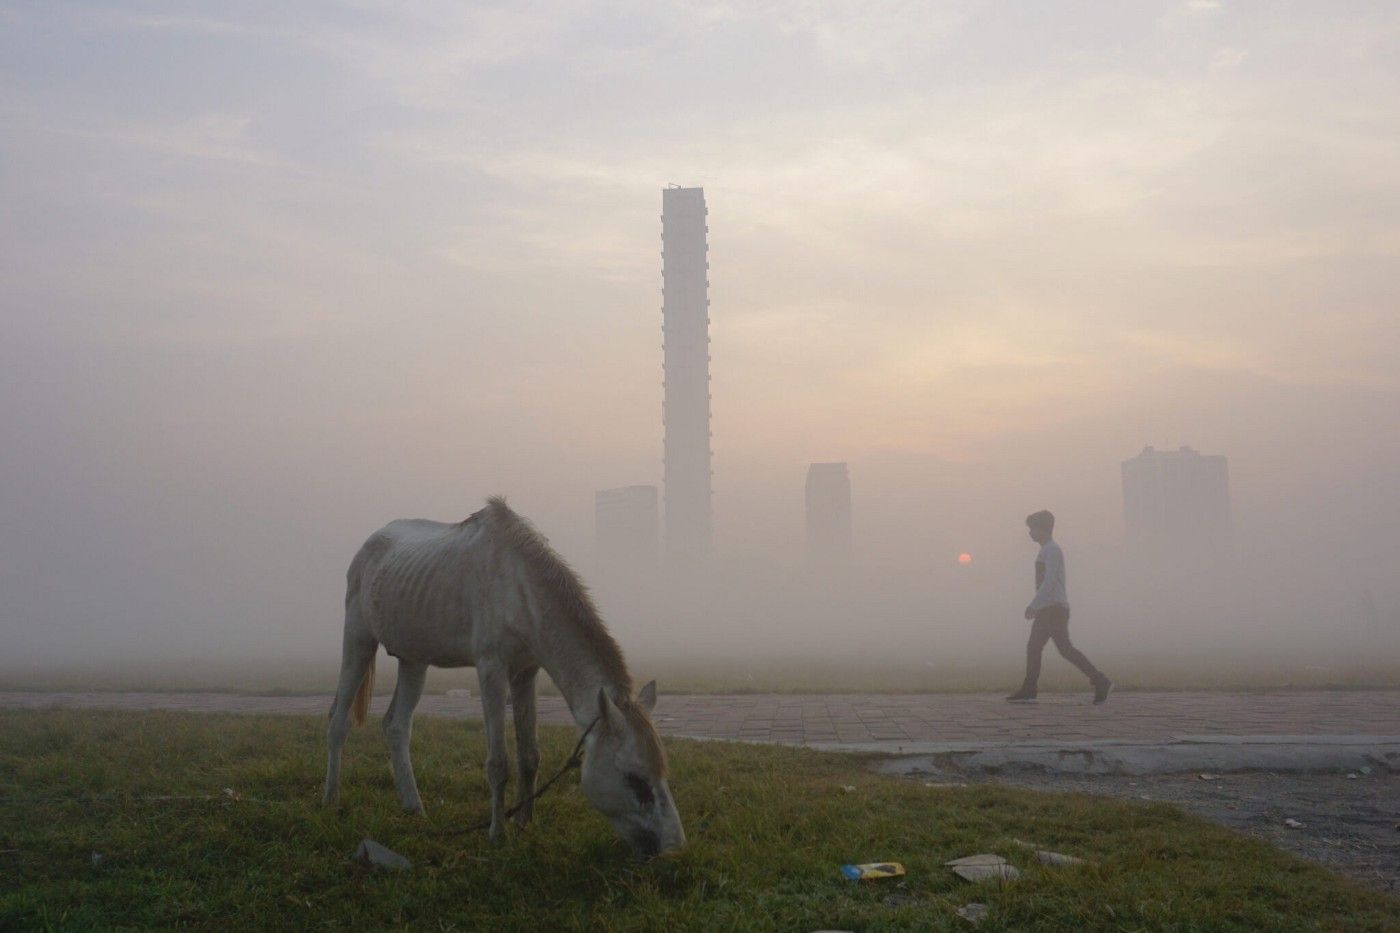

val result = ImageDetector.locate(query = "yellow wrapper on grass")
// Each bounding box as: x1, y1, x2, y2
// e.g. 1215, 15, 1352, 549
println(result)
840, 861, 905, 881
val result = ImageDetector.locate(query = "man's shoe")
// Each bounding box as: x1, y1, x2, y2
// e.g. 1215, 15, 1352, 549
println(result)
1006, 690, 1037, 703
1093, 679, 1113, 705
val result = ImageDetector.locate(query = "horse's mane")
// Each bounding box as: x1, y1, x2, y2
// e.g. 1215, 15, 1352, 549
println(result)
480, 496, 633, 694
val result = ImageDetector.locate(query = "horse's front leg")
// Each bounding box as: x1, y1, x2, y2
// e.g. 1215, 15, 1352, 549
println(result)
476, 660, 511, 841
509, 667, 540, 827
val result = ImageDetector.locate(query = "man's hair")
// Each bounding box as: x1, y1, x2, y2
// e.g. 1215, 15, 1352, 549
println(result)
1025, 510, 1055, 533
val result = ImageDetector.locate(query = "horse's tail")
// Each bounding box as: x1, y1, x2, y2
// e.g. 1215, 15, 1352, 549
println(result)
350, 661, 376, 727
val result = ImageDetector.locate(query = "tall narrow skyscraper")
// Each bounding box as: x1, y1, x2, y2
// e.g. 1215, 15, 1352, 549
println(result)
661, 185, 712, 560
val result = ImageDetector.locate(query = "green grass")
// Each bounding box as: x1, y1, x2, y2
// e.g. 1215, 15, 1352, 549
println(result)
1, 711, 1396, 931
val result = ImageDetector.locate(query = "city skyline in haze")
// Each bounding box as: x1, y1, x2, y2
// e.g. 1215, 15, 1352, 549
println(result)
2, 2, 1398, 668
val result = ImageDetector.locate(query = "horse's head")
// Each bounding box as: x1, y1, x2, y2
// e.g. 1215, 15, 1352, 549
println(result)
580, 680, 685, 859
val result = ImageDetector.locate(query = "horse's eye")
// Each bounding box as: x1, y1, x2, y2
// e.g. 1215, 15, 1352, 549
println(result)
625, 774, 654, 805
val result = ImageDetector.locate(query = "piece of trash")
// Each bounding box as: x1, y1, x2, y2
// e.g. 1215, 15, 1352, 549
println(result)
1347, 773, 1358, 780
353, 838, 411, 871
945, 854, 1020, 883
90, 853, 104, 867
840, 861, 905, 881
222, 787, 240, 801
1010, 838, 1036, 849
1198, 773, 1219, 781
1360, 766, 1373, 775
840, 785, 856, 793
1035, 850, 1086, 867
956, 902, 989, 925
1283, 819, 1304, 829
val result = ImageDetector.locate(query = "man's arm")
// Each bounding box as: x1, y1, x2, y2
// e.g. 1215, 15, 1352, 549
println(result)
1025, 546, 1064, 614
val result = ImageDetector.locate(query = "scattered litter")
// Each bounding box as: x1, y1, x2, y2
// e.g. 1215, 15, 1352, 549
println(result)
1035, 850, 1086, 867
1010, 838, 1036, 849
90, 852, 104, 867
353, 838, 411, 871
221, 787, 241, 803
946, 854, 1020, 883
1347, 773, 1358, 780
1283, 819, 1305, 829
840, 785, 856, 793
1198, 773, 1219, 781
1360, 766, 1373, 775
840, 861, 905, 881
956, 902, 989, 925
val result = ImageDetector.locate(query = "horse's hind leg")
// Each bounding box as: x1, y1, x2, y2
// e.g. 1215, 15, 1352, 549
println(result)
384, 659, 428, 815
476, 659, 511, 840
509, 667, 540, 827
323, 614, 377, 806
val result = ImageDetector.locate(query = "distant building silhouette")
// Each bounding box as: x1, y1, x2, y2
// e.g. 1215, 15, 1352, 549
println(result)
595, 485, 659, 570
806, 462, 853, 567
661, 185, 712, 561
1121, 445, 1231, 554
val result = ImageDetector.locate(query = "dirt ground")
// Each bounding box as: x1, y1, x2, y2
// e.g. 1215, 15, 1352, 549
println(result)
917, 769, 1400, 895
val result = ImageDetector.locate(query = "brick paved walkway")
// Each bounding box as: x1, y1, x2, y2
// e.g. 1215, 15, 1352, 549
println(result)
4, 690, 1397, 747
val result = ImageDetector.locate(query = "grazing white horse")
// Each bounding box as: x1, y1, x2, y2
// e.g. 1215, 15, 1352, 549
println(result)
323, 497, 685, 858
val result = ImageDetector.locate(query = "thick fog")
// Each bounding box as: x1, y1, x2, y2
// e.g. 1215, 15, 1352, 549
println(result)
2, 2, 1398, 682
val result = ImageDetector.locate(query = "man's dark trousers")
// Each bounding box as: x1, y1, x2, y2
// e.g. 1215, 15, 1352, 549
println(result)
1021, 605, 1106, 693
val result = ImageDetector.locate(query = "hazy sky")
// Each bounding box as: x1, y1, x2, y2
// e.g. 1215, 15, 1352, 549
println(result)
2, 1, 1398, 666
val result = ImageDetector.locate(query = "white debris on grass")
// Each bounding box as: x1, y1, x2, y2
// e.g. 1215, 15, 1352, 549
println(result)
945, 854, 1021, 883
956, 902, 989, 925
353, 838, 411, 871
1284, 818, 1305, 829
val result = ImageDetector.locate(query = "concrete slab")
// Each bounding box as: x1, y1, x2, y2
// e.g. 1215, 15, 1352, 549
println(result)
872, 735, 1400, 777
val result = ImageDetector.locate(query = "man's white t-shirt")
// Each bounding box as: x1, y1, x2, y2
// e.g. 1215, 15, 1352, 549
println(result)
1028, 540, 1069, 614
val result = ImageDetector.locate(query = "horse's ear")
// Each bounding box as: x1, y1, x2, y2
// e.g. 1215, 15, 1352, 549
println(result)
637, 680, 657, 713
595, 686, 619, 726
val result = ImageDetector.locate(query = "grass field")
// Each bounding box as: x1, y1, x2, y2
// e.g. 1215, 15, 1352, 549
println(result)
2, 710, 1397, 931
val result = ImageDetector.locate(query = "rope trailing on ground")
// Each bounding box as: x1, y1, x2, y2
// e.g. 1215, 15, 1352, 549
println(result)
444, 715, 599, 835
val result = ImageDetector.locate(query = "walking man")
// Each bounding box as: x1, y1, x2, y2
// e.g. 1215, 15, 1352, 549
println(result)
1007, 510, 1112, 704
